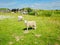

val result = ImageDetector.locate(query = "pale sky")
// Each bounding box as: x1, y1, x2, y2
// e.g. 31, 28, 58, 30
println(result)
0, 0, 60, 10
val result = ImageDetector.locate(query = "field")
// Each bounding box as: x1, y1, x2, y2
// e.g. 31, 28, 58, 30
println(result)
0, 13, 60, 45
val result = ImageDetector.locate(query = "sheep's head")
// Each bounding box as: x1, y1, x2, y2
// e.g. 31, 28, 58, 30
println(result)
24, 20, 27, 24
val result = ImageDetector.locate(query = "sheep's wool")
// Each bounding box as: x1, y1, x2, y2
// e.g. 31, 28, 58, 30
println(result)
25, 20, 36, 30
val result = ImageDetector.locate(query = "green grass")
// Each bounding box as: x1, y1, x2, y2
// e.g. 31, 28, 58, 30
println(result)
0, 13, 60, 45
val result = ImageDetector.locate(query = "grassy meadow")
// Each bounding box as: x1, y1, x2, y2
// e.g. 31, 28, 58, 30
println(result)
0, 12, 60, 45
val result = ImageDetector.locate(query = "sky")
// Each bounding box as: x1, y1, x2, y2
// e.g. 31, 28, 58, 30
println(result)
0, 0, 60, 10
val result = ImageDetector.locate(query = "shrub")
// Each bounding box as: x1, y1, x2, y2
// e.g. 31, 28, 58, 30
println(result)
28, 11, 35, 15
43, 11, 52, 17
36, 10, 52, 17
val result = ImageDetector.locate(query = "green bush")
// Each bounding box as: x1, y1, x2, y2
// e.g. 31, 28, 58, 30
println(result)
43, 11, 52, 17
28, 11, 35, 15
54, 10, 60, 14
36, 10, 52, 17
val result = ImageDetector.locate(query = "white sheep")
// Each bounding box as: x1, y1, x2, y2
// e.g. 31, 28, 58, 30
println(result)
24, 20, 36, 30
18, 16, 23, 21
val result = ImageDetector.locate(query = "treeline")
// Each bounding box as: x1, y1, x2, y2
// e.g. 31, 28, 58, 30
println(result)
0, 8, 60, 16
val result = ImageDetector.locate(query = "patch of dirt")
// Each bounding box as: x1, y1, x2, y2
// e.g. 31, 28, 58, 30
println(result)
8, 41, 13, 45
35, 34, 41, 38
12, 34, 24, 42
23, 30, 29, 34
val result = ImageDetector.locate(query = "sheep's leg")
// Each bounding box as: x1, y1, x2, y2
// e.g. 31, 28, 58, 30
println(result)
34, 26, 36, 30
35, 27, 36, 30
18, 19, 19, 21
33, 25, 36, 30
27, 26, 28, 30
18, 19, 20, 22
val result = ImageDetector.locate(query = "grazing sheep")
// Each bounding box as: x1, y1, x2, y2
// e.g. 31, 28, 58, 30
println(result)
24, 20, 36, 30
18, 16, 23, 21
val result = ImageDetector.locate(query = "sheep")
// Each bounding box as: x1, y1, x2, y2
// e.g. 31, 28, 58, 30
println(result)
18, 16, 23, 21
24, 20, 36, 30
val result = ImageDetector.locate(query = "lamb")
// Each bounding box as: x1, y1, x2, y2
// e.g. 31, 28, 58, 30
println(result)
24, 20, 36, 30
18, 16, 23, 21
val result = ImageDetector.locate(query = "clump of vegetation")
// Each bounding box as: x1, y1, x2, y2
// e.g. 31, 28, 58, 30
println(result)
35, 10, 52, 17
54, 10, 60, 14
28, 11, 35, 15
42, 11, 52, 17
